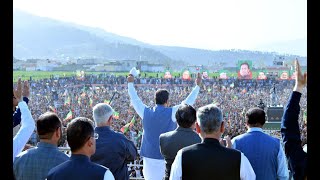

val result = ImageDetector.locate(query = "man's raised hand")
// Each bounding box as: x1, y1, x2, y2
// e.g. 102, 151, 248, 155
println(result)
22, 80, 30, 98
127, 74, 134, 83
294, 59, 307, 93
196, 72, 202, 86
13, 78, 23, 102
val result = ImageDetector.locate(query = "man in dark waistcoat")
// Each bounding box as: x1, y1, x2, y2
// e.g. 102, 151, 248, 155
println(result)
170, 104, 256, 180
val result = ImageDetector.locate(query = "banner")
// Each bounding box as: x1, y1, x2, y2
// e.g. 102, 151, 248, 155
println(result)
201, 69, 209, 79
163, 69, 172, 79
219, 70, 229, 79
279, 70, 289, 80
182, 69, 191, 80
257, 70, 267, 80
237, 60, 253, 79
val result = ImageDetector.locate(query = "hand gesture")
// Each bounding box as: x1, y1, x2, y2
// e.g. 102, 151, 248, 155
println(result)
219, 135, 232, 148
13, 78, 23, 102
22, 80, 30, 97
224, 135, 232, 148
127, 74, 134, 83
293, 59, 307, 93
195, 72, 202, 86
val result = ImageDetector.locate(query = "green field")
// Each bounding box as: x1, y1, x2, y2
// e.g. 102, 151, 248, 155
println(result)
16, 70, 296, 83
13, 70, 248, 82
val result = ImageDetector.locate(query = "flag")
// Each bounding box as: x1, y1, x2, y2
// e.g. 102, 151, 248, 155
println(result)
241, 107, 246, 117
120, 116, 136, 133
129, 116, 136, 128
113, 111, 119, 119
212, 100, 219, 106
49, 105, 56, 113
230, 83, 234, 88
89, 98, 93, 107
64, 96, 71, 106
303, 110, 307, 123
104, 99, 110, 105
64, 111, 73, 121
78, 96, 81, 105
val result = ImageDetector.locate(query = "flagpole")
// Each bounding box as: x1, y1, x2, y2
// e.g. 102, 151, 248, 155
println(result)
109, 92, 119, 105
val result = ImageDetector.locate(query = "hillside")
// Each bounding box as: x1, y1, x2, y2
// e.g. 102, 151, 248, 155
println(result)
13, 10, 307, 67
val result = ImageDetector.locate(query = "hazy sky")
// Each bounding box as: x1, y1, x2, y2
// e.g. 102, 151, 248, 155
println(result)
13, 0, 307, 55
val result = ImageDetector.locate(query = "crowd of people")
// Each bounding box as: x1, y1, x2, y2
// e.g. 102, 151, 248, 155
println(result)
12, 61, 307, 179
22, 73, 307, 145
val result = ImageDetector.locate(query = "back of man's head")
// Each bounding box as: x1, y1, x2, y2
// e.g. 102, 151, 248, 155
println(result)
36, 112, 61, 139
67, 117, 94, 152
176, 104, 196, 128
92, 103, 114, 126
196, 104, 223, 134
246, 107, 266, 127
155, 89, 169, 105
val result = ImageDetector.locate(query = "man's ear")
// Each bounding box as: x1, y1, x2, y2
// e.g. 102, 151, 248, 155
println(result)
196, 122, 201, 134
108, 116, 113, 123
87, 137, 93, 147
56, 127, 61, 138
220, 121, 225, 134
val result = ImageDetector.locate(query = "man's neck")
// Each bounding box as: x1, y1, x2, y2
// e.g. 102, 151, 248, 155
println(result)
40, 139, 58, 146
201, 133, 220, 140
72, 149, 91, 158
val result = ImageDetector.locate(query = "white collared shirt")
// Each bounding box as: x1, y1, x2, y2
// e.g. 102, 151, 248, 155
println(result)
170, 149, 256, 180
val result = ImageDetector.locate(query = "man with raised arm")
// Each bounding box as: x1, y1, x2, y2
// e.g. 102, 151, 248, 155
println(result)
13, 78, 35, 162
127, 70, 202, 180
281, 59, 307, 180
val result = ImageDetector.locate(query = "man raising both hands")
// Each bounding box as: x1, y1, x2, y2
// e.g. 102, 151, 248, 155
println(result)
127, 71, 202, 180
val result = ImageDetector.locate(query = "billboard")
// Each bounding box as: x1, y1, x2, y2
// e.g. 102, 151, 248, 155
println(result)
163, 69, 172, 79
279, 70, 289, 80
237, 60, 253, 79
257, 71, 267, 80
219, 70, 229, 79
182, 69, 191, 80
201, 69, 209, 79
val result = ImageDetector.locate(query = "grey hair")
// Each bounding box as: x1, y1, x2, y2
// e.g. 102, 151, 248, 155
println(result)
196, 104, 223, 133
92, 103, 114, 126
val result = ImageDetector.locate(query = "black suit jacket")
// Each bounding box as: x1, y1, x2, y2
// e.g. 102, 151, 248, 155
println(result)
159, 127, 201, 180
281, 91, 307, 179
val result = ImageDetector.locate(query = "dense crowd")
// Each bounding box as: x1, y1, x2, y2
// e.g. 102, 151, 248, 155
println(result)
13, 73, 307, 179
20, 73, 307, 149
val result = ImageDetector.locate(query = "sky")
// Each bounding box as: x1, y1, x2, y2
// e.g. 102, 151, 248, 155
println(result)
13, 0, 307, 56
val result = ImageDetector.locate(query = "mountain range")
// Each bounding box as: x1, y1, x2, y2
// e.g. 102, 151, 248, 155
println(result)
13, 10, 307, 67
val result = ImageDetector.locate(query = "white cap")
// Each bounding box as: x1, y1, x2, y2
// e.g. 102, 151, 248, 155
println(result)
129, 67, 140, 77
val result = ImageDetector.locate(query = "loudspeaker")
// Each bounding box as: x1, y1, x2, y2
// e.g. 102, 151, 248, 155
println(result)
266, 106, 284, 122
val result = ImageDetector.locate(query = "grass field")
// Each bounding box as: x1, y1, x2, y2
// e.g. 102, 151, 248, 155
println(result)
13, 70, 269, 82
